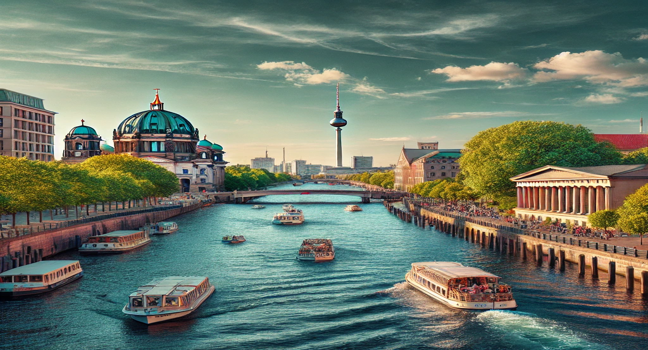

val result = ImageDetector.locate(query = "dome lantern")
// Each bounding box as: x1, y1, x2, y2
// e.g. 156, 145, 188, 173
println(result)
150, 88, 164, 111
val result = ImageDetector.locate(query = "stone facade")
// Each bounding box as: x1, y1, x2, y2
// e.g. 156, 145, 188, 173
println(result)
394, 144, 461, 191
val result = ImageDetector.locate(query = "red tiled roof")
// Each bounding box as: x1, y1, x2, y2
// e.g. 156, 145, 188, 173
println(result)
594, 134, 648, 151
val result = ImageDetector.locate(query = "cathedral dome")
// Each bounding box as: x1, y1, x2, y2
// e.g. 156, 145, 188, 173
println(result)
67, 120, 98, 137
116, 110, 195, 136
198, 139, 213, 147
211, 143, 223, 151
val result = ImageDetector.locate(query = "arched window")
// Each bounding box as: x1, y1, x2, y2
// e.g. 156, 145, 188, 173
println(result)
75, 143, 83, 150
201, 152, 207, 159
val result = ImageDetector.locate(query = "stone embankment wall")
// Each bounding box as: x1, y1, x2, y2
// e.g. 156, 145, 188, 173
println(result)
0, 202, 206, 272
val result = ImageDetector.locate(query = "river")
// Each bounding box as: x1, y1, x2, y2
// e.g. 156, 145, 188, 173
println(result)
1, 183, 647, 349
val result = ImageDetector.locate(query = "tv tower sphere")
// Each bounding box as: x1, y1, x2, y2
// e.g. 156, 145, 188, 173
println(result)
330, 83, 347, 127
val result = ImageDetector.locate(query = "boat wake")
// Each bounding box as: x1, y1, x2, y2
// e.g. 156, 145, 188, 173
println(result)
476, 310, 611, 349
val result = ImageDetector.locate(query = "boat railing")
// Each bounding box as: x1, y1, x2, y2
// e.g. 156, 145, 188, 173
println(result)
449, 288, 514, 302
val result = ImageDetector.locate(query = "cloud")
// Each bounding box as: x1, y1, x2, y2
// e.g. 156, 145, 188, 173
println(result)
369, 137, 412, 142
584, 94, 624, 104
257, 61, 312, 70
352, 82, 386, 98
631, 91, 648, 97
391, 87, 473, 98
258, 60, 348, 85
431, 62, 527, 82
533, 50, 648, 87
425, 111, 541, 120
635, 34, 648, 41
609, 119, 638, 123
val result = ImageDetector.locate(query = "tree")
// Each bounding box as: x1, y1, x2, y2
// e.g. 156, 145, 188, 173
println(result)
616, 183, 648, 244
618, 213, 648, 245
459, 121, 622, 199
623, 147, 648, 164
588, 209, 619, 231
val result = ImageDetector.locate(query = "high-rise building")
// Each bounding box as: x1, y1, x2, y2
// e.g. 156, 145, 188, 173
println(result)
329, 83, 347, 167
0, 89, 56, 161
291, 160, 307, 175
352, 156, 373, 169
251, 150, 275, 172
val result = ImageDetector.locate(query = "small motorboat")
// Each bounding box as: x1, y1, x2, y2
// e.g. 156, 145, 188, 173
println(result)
344, 205, 362, 212
251, 205, 266, 209
222, 235, 246, 244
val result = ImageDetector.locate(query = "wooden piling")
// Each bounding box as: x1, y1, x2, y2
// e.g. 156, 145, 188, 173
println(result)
548, 248, 555, 268
522, 242, 527, 260
535, 244, 543, 265
608, 261, 616, 285
641, 271, 648, 295
591, 256, 599, 279
578, 254, 585, 276
626, 266, 634, 292
559, 250, 565, 271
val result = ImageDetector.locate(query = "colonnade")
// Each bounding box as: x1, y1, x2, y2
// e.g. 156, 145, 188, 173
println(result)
516, 185, 610, 215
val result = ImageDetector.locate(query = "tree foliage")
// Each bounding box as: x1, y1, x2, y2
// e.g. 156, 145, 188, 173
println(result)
617, 183, 648, 242
340, 171, 394, 189
224, 165, 292, 191
459, 121, 622, 199
588, 209, 619, 230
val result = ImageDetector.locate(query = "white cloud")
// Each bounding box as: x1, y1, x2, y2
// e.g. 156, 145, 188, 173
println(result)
431, 62, 527, 82
533, 51, 648, 87
425, 111, 539, 120
609, 119, 637, 123
631, 91, 648, 97
635, 34, 648, 41
352, 82, 386, 98
584, 94, 624, 104
391, 87, 473, 98
257, 61, 312, 70
369, 137, 412, 142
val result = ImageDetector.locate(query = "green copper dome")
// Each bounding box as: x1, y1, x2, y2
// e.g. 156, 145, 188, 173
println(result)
68, 125, 98, 136
211, 143, 223, 151
198, 139, 212, 147
117, 110, 195, 136
100, 144, 114, 153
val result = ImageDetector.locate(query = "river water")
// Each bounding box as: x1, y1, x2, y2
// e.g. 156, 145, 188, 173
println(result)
1, 183, 647, 350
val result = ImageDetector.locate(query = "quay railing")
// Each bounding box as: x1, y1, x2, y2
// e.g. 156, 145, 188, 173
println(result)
0, 199, 209, 240
408, 201, 648, 260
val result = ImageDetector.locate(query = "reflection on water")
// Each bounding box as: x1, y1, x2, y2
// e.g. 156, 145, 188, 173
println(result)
1, 183, 647, 349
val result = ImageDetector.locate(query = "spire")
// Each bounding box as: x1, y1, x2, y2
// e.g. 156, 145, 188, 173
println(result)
204, 135, 208, 140
150, 88, 164, 110
81, 119, 85, 126
336, 83, 340, 111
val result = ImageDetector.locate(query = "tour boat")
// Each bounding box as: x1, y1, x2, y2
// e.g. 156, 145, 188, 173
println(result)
222, 235, 246, 244
405, 262, 517, 310
344, 205, 362, 212
272, 209, 304, 225
293, 182, 302, 186
283, 204, 295, 211
251, 205, 266, 209
297, 239, 335, 262
0, 260, 83, 298
150, 222, 179, 235
122, 276, 215, 325
79, 230, 151, 254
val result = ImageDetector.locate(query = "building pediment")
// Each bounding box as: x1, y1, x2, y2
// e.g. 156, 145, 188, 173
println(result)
511, 164, 647, 182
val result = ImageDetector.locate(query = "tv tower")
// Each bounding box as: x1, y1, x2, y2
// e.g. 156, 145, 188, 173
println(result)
329, 83, 347, 167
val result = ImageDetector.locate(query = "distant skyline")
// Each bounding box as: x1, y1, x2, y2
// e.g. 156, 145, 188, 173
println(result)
1, 0, 647, 166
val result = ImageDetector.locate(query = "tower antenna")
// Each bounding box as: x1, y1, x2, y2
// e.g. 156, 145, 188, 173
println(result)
336, 83, 340, 110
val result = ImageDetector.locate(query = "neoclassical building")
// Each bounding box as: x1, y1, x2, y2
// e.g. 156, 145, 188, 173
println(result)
61, 120, 103, 164
511, 164, 648, 226
113, 91, 227, 192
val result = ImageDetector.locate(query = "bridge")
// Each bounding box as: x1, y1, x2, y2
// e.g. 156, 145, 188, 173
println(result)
232, 189, 407, 203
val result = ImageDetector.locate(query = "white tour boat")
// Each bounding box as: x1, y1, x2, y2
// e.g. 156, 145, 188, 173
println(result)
344, 205, 362, 212
405, 262, 517, 310
272, 208, 304, 225
150, 222, 179, 235
122, 276, 215, 324
79, 230, 151, 254
251, 205, 266, 209
297, 239, 335, 262
0, 260, 83, 298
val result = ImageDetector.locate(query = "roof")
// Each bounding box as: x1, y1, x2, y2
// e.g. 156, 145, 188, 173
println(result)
135, 276, 207, 296
100, 230, 143, 237
0, 261, 79, 276
100, 144, 114, 152
0, 89, 49, 111
402, 149, 435, 164
594, 134, 648, 151
116, 110, 196, 137
198, 139, 212, 147
412, 262, 499, 279
402, 148, 462, 164
428, 151, 462, 159
211, 143, 223, 151
511, 164, 647, 181
68, 125, 98, 136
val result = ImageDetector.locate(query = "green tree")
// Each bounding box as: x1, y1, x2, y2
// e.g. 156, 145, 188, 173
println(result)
623, 147, 648, 164
459, 121, 622, 199
588, 209, 620, 231
619, 213, 648, 245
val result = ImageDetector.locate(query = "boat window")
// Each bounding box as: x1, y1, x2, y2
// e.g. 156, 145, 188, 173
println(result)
17, 276, 28, 282
44, 275, 48, 283
0, 276, 11, 282
131, 297, 143, 307
165, 297, 179, 306
146, 296, 161, 306
30, 275, 43, 282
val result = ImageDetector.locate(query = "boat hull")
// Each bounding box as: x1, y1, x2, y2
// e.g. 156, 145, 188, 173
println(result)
405, 273, 517, 311
0, 272, 83, 298
124, 285, 215, 325
79, 239, 151, 255
151, 228, 178, 235
272, 220, 304, 225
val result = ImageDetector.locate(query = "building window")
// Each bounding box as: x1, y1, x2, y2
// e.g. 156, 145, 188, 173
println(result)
441, 172, 446, 177
200, 169, 206, 175
430, 166, 435, 169
0, 117, 2, 126
431, 172, 436, 177
441, 166, 446, 169
183, 169, 189, 174
75, 143, 83, 150
201, 152, 207, 159
0, 129, 2, 138
200, 178, 206, 183
451, 172, 455, 177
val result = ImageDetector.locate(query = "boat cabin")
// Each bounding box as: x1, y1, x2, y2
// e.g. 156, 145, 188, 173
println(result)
128, 276, 212, 310
0, 261, 81, 285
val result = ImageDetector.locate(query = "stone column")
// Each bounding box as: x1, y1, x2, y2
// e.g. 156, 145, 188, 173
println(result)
530, 187, 536, 210
587, 187, 594, 214
535, 187, 540, 210
545, 186, 551, 211
564, 186, 571, 213
551, 187, 557, 212
604, 187, 610, 210
558, 187, 564, 212
517, 187, 522, 208
572, 186, 580, 214
597, 186, 605, 212
580, 186, 587, 214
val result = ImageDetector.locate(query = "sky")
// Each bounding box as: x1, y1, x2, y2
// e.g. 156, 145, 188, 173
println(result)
1, 0, 647, 167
